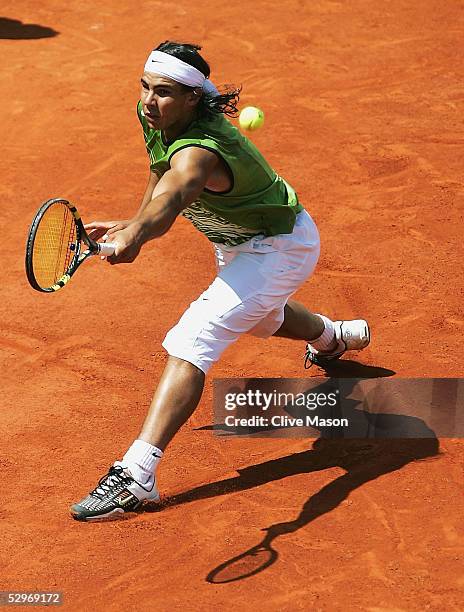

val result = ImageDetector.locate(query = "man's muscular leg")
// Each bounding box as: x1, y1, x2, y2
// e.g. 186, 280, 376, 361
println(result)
115, 356, 204, 486
138, 356, 205, 451
273, 299, 328, 342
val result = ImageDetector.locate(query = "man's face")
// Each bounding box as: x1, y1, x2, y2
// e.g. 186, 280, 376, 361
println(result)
140, 72, 199, 132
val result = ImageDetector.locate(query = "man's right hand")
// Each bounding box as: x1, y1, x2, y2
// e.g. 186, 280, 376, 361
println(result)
84, 220, 132, 242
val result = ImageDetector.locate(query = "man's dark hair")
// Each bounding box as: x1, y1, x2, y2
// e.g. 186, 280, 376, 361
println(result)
155, 41, 241, 120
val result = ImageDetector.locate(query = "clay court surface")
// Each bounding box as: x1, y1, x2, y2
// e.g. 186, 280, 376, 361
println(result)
1, 0, 464, 609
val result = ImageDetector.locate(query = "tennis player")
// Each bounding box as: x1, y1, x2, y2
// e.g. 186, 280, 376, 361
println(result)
71, 41, 370, 521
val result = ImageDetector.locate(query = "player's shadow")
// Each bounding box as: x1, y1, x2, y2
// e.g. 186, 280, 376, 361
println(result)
146, 376, 439, 581
308, 358, 396, 378
205, 436, 439, 582
0, 17, 59, 39
154, 436, 439, 582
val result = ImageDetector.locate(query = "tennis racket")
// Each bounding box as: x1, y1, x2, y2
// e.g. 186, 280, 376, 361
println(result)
25, 198, 117, 292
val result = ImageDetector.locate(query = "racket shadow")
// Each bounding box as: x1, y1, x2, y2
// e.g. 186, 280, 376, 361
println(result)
204, 435, 439, 582
206, 536, 277, 584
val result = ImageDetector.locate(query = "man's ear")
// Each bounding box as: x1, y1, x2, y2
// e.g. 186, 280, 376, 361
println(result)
185, 88, 202, 108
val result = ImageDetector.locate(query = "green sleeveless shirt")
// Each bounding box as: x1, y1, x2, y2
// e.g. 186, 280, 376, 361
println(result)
137, 101, 303, 246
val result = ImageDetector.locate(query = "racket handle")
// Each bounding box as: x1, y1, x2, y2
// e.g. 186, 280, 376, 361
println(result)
97, 242, 117, 256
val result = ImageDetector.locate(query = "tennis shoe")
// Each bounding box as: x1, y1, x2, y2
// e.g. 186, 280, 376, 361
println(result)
304, 319, 370, 368
70, 464, 159, 521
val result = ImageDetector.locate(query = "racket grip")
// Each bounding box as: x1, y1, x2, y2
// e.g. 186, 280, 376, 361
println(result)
97, 242, 117, 256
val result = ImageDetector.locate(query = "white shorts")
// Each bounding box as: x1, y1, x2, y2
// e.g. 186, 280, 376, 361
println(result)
162, 209, 320, 373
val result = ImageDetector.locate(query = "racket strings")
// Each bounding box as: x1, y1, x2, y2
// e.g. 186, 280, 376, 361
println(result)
32, 203, 78, 288
60, 206, 77, 276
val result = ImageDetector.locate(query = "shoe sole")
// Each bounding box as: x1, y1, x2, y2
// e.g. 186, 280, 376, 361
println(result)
70, 494, 160, 522
72, 507, 126, 522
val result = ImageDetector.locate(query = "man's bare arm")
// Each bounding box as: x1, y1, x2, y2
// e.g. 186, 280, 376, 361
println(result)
107, 148, 219, 263
137, 170, 161, 215
132, 148, 218, 241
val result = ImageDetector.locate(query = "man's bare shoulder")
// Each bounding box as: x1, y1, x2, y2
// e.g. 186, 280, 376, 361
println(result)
170, 145, 218, 167
169, 145, 219, 178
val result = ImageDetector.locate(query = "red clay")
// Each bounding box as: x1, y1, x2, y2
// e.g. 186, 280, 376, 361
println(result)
1, 1, 463, 610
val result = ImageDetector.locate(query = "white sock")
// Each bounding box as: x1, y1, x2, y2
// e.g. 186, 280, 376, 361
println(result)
309, 314, 337, 350
121, 439, 164, 484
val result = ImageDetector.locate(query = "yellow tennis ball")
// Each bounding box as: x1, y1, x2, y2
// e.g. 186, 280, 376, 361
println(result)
239, 106, 264, 131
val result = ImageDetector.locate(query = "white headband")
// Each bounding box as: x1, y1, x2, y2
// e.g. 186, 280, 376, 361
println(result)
144, 50, 219, 96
